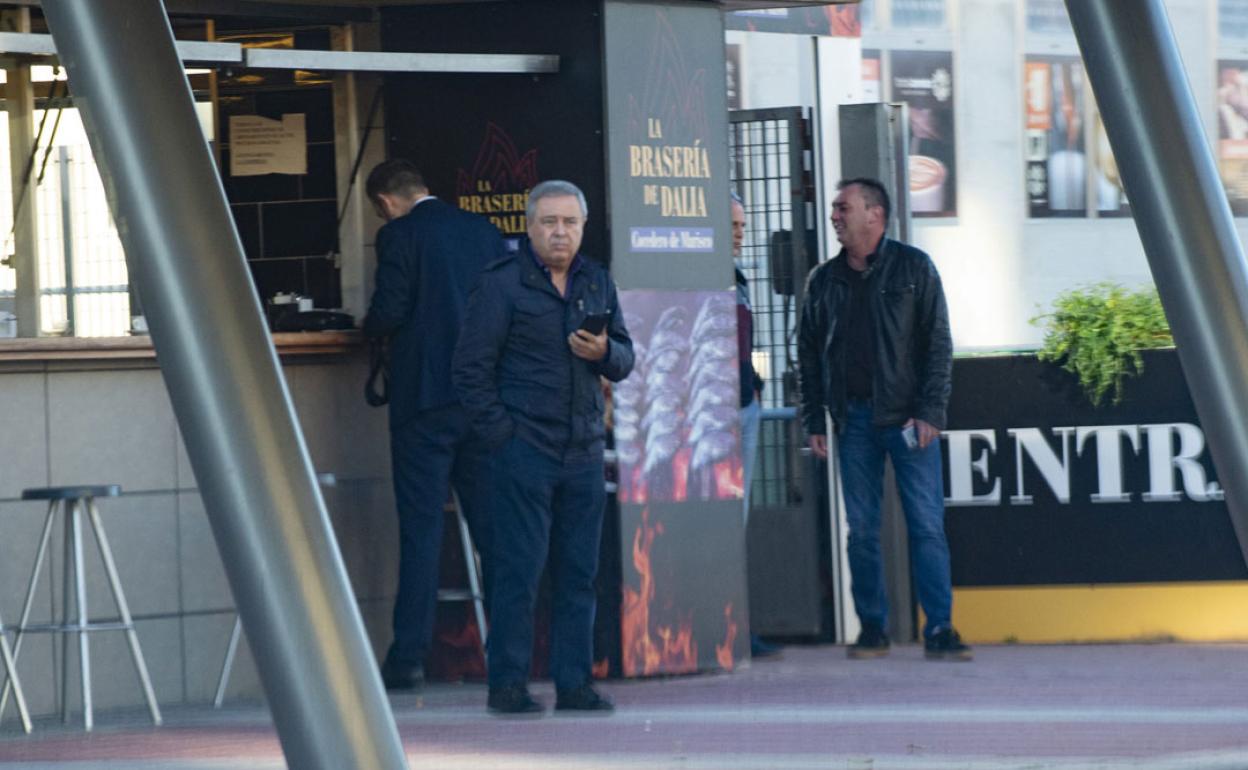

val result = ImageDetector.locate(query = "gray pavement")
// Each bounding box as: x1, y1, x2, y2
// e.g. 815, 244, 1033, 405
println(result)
0, 643, 1246, 769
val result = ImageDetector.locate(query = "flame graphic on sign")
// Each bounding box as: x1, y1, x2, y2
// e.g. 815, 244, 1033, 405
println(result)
627, 10, 708, 144
716, 603, 739, 671
456, 121, 539, 197
621, 508, 698, 676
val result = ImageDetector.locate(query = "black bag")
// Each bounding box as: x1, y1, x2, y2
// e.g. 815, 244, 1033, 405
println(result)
365, 337, 389, 407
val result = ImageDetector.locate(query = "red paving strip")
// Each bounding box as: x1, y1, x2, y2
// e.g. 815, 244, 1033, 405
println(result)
0, 644, 1246, 768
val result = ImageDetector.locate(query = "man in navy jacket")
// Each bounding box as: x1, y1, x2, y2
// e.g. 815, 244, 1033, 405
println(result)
453, 180, 633, 715
363, 159, 506, 690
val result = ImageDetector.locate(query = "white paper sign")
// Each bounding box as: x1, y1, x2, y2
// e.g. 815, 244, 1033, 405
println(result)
229, 113, 307, 176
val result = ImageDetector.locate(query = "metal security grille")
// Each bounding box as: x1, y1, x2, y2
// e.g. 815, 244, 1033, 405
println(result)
728, 108, 815, 509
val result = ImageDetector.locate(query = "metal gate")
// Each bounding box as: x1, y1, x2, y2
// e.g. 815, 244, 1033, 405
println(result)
728, 107, 827, 638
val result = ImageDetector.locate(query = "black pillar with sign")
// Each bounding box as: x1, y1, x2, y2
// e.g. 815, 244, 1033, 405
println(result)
379, 0, 748, 678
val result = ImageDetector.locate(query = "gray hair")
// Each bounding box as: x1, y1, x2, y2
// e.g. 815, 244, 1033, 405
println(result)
526, 180, 589, 221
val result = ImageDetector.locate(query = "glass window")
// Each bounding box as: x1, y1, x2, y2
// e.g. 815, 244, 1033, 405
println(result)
892, 0, 945, 29
1220, 0, 1248, 42
859, 0, 876, 30
1026, 0, 1074, 37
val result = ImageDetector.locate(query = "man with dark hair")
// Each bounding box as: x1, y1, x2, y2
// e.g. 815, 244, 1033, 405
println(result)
797, 177, 970, 661
454, 180, 634, 715
363, 159, 507, 690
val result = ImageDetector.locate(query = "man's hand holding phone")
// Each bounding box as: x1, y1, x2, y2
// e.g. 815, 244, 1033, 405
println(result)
569, 313, 609, 361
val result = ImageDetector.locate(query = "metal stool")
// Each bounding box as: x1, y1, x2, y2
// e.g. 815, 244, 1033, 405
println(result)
212, 486, 488, 706
2, 486, 161, 731
0, 603, 32, 733
437, 491, 488, 650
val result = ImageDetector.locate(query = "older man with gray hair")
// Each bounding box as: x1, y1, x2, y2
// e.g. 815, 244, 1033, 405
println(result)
453, 180, 634, 715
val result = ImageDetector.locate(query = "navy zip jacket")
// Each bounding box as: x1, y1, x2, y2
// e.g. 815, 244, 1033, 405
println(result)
363, 197, 507, 427
452, 241, 634, 461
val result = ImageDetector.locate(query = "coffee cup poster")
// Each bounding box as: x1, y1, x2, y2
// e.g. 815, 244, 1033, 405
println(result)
891, 50, 957, 218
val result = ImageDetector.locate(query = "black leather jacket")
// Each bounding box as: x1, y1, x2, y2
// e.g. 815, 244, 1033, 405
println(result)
797, 237, 952, 436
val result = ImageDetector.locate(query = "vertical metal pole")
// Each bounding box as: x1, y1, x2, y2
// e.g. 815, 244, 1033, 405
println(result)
58, 146, 75, 336
1065, 0, 1248, 564
40, 2, 408, 767
3, 8, 40, 337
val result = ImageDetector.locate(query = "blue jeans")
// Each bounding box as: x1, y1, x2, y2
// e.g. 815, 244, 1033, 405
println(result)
387, 405, 491, 667
838, 401, 953, 638
486, 436, 606, 691
740, 398, 761, 520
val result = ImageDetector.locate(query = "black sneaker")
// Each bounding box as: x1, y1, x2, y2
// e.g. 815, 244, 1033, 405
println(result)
488, 685, 544, 716
555, 684, 615, 713
925, 626, 973, 661
380, 660, 424, 692
847, 624, 890, 659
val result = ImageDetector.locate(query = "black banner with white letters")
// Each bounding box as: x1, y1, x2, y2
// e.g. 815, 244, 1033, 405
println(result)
944, 350, 1248, 586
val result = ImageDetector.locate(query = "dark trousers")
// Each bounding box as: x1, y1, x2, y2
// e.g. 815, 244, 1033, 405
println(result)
386, 404, 491, 667
486, 436, 606, 691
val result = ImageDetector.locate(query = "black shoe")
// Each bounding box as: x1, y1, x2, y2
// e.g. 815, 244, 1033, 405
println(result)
380, 660, 424, 691
555, 684, 615, 713
847, 624, 890, 659
925, 626, 973, 661
750, 634, 783, 659
488, 685, 544, 716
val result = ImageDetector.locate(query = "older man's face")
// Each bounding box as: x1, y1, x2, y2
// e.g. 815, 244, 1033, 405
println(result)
528, 194, 585, 270
731, 200, 746, 257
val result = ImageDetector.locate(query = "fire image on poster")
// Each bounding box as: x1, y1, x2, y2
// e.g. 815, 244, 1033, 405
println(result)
454, 122, 539, 246
1218, 61, 1248, 216
614, 289, 743, 505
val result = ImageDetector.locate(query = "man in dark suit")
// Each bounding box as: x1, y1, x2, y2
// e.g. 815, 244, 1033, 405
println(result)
363, 159, 507, 690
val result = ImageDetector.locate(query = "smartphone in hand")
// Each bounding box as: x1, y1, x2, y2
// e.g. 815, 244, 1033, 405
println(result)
901, 423, 919, 451
579, 312, 610, 335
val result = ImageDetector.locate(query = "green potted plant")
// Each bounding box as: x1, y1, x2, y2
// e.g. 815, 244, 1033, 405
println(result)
1031, 282, 1173, 407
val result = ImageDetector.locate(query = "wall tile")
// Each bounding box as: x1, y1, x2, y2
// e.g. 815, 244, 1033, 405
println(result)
0, 372, 47, 500
67, 494, 181, 618
58, 616, 183, 716
0, 500, 55, 627
183, 612, 261, 705
177, 493, 233, 616
47, 370, 177, 493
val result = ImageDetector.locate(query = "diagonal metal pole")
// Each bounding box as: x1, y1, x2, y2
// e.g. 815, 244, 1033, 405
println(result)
39, 2, 408, 767
1065, 0, 1248, 565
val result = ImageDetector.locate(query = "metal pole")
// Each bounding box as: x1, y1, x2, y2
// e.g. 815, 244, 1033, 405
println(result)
39, 3, 408, 767
1065, 0, 1248, 564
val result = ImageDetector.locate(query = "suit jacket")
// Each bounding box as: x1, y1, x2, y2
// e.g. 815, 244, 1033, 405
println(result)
364, 197, 507, 427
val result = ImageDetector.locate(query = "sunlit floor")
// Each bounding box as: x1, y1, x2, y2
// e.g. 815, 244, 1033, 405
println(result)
1, 643, 1247, 769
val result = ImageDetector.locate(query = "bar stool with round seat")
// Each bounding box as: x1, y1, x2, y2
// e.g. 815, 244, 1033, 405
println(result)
1, 485, 162, 731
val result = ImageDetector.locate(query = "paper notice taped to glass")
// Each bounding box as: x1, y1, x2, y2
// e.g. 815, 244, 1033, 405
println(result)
229, 113, 307, 177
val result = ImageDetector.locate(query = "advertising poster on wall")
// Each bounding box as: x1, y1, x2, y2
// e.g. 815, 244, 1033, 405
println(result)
1024, 56, 1086, 218
605, 1, 748, 677
861, 50, 882, 103
1217, 61, 1248, 216
891, 50, 957, 217
725, 6, 860, 36
1024, 56, 1129, 218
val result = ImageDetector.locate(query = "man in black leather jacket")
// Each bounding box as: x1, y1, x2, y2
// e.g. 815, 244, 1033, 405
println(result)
797, 177, 970, 661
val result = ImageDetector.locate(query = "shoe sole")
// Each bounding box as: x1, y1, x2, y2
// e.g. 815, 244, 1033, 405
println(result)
847, 648, 890, 659
925, 651, 973, 661
554, 707, 615, 717
488, 707, 546, 718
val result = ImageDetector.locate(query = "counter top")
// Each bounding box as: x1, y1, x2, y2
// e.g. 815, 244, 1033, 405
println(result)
0, 330, 363, 362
